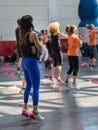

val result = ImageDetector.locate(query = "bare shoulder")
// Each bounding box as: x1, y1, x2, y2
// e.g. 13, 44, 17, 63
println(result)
29, 31, 38, 42
54, 31, 60, 35
30, 31, 37, 38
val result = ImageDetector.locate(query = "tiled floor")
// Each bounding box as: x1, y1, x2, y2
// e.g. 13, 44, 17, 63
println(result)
0, 56, 98, 130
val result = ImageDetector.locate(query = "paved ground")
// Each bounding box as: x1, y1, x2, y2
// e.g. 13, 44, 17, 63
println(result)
0, 55, 98, 130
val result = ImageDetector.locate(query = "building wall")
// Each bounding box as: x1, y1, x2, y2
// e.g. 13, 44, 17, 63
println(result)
0, 0, 49, 40
0, 0, 79, 40
58, 0, 80, 31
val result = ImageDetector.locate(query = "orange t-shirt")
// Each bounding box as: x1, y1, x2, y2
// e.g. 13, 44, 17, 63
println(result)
89, 30, 96, 46
67, 33, 80, 56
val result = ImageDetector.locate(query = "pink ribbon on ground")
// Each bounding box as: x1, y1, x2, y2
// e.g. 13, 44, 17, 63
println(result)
80, 62, 89, 67
1, 67, 10, 71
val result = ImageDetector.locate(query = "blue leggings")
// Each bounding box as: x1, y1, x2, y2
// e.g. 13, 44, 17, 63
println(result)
22, 58, 40, 105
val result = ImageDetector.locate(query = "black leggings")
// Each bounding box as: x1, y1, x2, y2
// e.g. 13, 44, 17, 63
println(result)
67, 56, 79, 76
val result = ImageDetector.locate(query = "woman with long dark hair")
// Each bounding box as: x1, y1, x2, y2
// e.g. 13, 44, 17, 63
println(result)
20, 15, 44, 121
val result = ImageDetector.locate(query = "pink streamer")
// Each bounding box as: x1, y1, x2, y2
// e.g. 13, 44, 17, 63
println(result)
1, 67, 9, 71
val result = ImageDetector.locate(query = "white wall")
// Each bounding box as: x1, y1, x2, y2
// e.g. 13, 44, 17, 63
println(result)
48, 0, 58, 22
57, 0, 80, 32
0, 0, 79, 40
0, 0, 49, 40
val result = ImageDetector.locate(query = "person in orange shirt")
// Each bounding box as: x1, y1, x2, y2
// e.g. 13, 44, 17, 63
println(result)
86, 24, 98, 70
65, 25, 82, 84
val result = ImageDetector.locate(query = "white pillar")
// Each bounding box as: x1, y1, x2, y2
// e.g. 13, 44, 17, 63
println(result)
48, 0, 58, 23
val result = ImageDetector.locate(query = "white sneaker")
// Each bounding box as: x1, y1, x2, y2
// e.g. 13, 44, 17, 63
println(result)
88, 65, 93, 70
35, 113, 45, 121
90, 66, 94, 70
30, 112, 45, 121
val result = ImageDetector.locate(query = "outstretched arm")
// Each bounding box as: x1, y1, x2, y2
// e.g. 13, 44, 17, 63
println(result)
57, 31, 68, 39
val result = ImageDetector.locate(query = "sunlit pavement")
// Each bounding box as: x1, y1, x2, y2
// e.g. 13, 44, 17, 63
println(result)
0, 55, 98, 130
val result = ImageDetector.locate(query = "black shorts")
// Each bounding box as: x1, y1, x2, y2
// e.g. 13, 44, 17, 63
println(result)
51, 51, 63, 67
89, 45, 97, 59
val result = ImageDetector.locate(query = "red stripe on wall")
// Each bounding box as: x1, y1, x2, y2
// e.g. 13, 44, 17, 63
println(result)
0, 41, 16, 56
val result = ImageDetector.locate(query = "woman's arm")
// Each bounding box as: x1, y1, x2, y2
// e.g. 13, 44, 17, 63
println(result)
95, 30, 98, 33
57, 31, 68, 39
74, 34, 83, 47
30, 32, 42, 53
78, 35, 83, 47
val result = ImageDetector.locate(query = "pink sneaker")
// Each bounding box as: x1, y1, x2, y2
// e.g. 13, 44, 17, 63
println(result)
22, 108, 30, 117
56, 78, 64, 83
